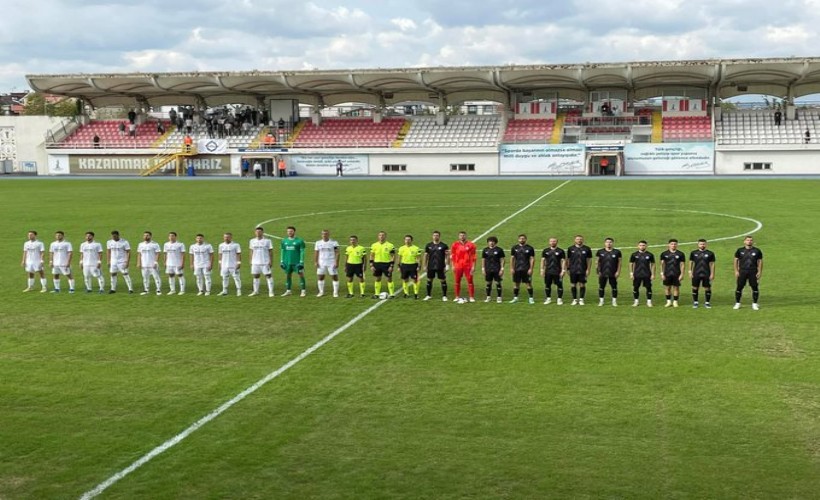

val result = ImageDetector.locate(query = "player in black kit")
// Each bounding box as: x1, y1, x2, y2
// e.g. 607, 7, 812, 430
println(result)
629, 240, 655, 307
567, 235, 593, 306
596, 237, 622, 307
422, 230, 449, 301
481, 236, 505, 303
540, 237, 565, 305
689, 239, 716, 309
509, 234, 536, 304
733, 236, 763, 310
659, 239, 686, 308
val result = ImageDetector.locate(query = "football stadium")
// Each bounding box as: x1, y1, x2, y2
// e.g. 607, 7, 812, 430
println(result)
1, 57, 819, 498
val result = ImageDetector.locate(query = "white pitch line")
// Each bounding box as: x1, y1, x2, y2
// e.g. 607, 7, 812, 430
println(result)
78, 180, 572, 500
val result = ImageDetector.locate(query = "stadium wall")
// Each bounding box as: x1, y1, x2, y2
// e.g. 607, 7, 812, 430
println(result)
715, 147, 820, 175
0, 116, 68, 174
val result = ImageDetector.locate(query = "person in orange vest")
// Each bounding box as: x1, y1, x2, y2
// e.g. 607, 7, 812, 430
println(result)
599, 156, 609, 175
183, 134, 193, 153
277, 157, 287, 178
264, 133, 275, 148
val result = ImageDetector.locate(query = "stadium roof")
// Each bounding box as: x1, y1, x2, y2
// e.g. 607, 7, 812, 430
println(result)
26, 57, 820, 109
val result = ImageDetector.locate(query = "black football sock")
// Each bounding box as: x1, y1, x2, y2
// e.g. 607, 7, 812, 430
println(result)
426, 280, 433, 296
705, 289, 711, 303
735, 289, 742, 302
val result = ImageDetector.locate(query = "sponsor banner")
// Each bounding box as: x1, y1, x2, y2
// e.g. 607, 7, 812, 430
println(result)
499, 144, 585, 175
288, 154, 368, 175
196, 138, 228, 154
48, 154, 70, 175
624, 143, 714, 175
64, 155, 231, 175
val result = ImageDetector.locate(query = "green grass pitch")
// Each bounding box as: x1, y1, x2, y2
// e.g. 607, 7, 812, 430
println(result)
0, 177, 818, 499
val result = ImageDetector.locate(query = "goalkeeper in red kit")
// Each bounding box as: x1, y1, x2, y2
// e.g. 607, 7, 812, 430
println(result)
450, 230, 477, 302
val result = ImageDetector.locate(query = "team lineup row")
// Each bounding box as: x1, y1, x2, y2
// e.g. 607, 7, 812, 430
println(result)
21, 228, 764, 309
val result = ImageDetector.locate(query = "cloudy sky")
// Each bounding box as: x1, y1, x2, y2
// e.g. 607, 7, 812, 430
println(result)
2, 0, 818, 92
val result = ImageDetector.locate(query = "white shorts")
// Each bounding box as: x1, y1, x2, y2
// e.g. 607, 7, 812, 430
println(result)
316, 264, 338, 276
109, 262, 129, 274
251, 264, 272, 276
52, 266, 72, 276
83, 266, 102, 278
165, 266, 184, 275
193, 267, 211, 277
221, 267, 238, 277
25, 263, 43, 273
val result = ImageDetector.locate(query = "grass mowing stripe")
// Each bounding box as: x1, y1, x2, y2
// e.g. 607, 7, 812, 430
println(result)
78, 180, 572, 499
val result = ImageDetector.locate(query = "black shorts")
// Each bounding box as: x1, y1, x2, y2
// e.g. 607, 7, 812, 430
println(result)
663, 275, 681, 287
345, 263, 365, 279
633, 276, 652, 289
512, 269, 531, 284
737, 271, 758, 289
400, 264, 418, 280
569, 272, 587, 284
691, 276, 711, 288
544, 273, 562, 287
598, 275, 617, 288
484, 270, 502, 282
427, 268, 446, 280
372, 262, 393, 278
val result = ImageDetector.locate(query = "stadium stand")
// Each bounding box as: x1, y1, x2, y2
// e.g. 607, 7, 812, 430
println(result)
716, 109, 820, 145
502, 119, 554, 143
401, 115, 501, 148
661, 116, 712, 142
162, 123, 264, 149
291, 118, 405, 148
59, 120, 170, 148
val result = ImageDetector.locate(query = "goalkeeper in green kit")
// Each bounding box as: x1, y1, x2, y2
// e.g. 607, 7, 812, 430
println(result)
280, 226, 307, 297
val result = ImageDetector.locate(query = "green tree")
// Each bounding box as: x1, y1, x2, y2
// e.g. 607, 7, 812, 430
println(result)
23, 92, 80, 116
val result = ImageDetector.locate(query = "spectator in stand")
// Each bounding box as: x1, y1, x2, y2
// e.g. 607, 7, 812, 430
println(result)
157, 121, 165, 135
169, 108, 177, 128
93, 134, 101, 148
224, 120, 233, 137
127, 109, 136, 124
184, 134, 193, 153
118, 121, 126, 137
278, 118, 286, 131
128, 122, 137, 138
774, 109, 782, 126
185, 117, 193, 134
278, 157, 287, 178
806, 129, 811, 144
264, 133, 275, 148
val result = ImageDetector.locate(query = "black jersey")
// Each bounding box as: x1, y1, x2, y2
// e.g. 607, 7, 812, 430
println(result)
689, 249, 716, 277
734, 246, 763, 271
567, 245, 592, 274
541, 247, 566, 275
596, 248, 622, 277
511, 244, 536, 271
481, 246, 505, 273
424, 242, 449, 270
660, 250, 686, 277
629, 251, 655, 279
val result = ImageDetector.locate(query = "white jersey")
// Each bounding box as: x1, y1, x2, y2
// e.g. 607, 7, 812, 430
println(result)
23, 240, 45, 266
49, 240, 73, 267
190, 242, 214, 268
249, 237, 273, 266
80, 241, 103, 267
218, 242, 241, 269
315, 239, 339, 266
137, 241, 162, 268
163, 241, 186, 267
107, 239, 131, 264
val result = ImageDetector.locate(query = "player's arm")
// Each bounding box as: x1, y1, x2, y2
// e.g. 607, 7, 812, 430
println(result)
334, 246, 340, 269
527, 255, 534, 276
314, 247, 320, 268
509, 251, 515, 274
757, 256, 763, 279
585, 256, 592, 276
540, 256, 546, 277
369, 247, 376, 270
107, 246, 112, 266
97, 249, 103, 269
688, 257, 694, 277
125, 248, 131, 268
733, 254, 740, 277
21, 248, 26, 267
390, 248, 397, 269
298, 241, 305, 269
629, 257, 635, 278
67, 249, 73, 267
650, 261, 655, 280
444, 249, 450, 271
678, 258, 685, 279
596, 256, 602, 277
499, 256, 505, 276
709, 259, 715, 281
208, 249, 214, 271
615, 255, 622, 278
136, 250, 142, 269
236, 247, 242, 269
422, 249, 428, 271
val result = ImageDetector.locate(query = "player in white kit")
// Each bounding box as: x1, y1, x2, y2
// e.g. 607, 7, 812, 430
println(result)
249, 226, 274, 297
49, 230, 76, 293
136, 231, 163, 295
218, 232, 242, 296
314, 229, 340, 297
106, 230, 133, 294
21, 230, 48, 292
79, 231, 106, 293
163, 231, 187, 295
189, 233, 214, 295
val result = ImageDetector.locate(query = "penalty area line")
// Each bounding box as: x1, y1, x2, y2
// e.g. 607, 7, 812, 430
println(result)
78, 179, 572, 500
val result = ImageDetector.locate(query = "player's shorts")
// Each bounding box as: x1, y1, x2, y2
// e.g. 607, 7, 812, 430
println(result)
512, 269, 531, 284
24, 262, 43, 273
371, 262, 392, 278
736, 270, 758, 289
633, 276, 652, 289
51, 266, 72, 276
251, 264, 272, 276
193, 266, 211, 276
221, 266, 238, 277
598, 275, 617, 288
569, 272, 587, 284
109, 262, 129, 274
663, 275, 682, 287
345, 263, 365, 279
83, 266, 101, 278
400, 264, 418, 280
544, 273, 563, 287
691, 276, 711, 288
282, 263, 303, 274
484, 270, 502, 282
165, 265, 184, 275
427, 268, 446, 280
316, 264, 338, 276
